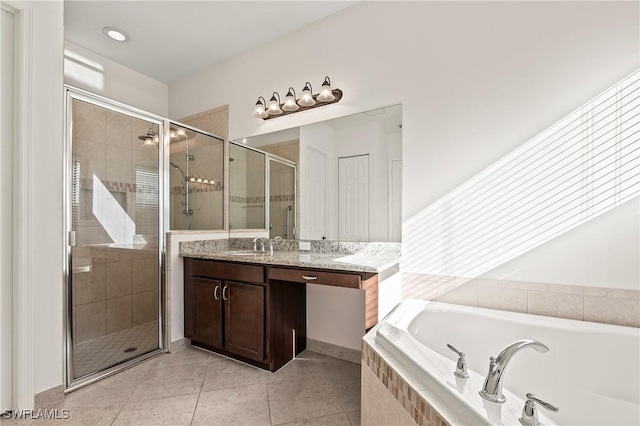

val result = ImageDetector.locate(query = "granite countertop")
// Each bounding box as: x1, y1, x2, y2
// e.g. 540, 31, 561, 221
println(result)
180, 239, 401, 274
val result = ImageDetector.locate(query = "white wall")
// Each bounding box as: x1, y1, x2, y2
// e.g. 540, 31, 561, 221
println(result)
30, 0, 65, 397
170, 1, 639, 291
168, 1, 638, 348
64, 41, 168, 117
1, 4, 15, 410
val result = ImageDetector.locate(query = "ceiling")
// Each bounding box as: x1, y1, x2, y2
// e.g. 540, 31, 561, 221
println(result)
64, 1, 357, 84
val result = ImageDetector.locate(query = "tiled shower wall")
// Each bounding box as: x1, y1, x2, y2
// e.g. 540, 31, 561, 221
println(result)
71, 100, 159, 343
401, 273, 640, 328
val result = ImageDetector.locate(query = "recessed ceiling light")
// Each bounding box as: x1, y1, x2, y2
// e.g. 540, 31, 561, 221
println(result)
102, 27, 129, 42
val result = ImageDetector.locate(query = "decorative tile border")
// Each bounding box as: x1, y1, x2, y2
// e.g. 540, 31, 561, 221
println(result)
362, 340, 450, 426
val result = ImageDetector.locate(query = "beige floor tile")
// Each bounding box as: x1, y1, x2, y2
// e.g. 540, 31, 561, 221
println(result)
130, 362, 208, 401
112, 393, 198, 426
346, 410, 361, 426
0, 414, 36, 426
62, 365, 149, 408
192, 384, 270, 426
144, 346, 220, 369
267, 376, 343, 425
268, 356, 325, 383
31, 405, 121, 425
201, 358, 272, 392
280, 412, 352, 426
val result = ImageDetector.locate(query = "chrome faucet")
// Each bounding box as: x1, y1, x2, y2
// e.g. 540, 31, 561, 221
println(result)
252, 237, 265, 252
479, 339, 549, 403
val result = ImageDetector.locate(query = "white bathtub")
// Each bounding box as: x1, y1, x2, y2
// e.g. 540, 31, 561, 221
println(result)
375, 299, 640, 426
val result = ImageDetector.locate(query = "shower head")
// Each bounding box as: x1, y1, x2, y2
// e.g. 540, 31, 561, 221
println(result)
170, 162, 186, 179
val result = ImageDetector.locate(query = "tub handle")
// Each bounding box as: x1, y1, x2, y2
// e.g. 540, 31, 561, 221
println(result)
519, 393, 559, 426
447, 344, 469, 378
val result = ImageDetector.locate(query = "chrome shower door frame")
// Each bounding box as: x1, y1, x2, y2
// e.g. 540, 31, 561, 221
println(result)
63, 86, 169, 391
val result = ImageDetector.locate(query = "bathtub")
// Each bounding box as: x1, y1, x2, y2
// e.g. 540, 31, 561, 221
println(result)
375, 299, 640, 426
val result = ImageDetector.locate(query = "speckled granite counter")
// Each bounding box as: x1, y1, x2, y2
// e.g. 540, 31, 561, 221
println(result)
179, 238, 401, 273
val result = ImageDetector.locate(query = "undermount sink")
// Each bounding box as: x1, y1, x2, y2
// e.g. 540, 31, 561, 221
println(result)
228, 251, 259, 256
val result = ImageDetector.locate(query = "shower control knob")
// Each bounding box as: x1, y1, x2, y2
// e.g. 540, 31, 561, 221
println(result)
447, 344, 469, 378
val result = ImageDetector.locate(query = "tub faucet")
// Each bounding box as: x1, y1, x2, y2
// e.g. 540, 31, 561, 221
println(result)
479, 339, 549, 403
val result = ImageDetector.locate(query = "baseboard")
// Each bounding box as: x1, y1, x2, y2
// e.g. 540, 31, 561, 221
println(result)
306, 338, 361, 364
34, 384, 64, 409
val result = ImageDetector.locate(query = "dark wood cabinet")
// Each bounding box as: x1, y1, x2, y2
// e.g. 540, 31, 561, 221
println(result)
224, 281, 264, 361
192, 278, 223, 348
184, 256, 379, 371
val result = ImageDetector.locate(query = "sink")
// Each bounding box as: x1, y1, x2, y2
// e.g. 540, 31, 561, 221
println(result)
227, 251, 259, 256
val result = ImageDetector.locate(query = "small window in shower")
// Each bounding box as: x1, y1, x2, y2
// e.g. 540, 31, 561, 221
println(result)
168, 124, 225, 230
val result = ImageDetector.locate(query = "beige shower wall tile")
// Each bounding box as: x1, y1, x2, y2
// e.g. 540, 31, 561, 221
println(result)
74, 301, 106, 343
106, 146, 133, 184
106, 109, 132, 148
73, 263, 106, 306
107, 295, 132, 334
528, 291, 583, 321
548, 283, 606, 297
606, 288, 640, 300
585, 296, 640, 328
132, 257, 158, 293
73, 138, 106, 181
479, 286, 527, 313
133, 290, 158, 326
106, 260, 132, 299
74, 100, 105, 143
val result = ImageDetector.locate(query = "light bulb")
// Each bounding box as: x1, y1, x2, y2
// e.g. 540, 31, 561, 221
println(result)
252, 98, 268, 119
298, 83, 315, 107
282, 88, 299, 112
196, 176, 203, 183
267, 93, 283, 115
317, 77, 335, 102
203, 178, 209, 184
189, 176, 196, 182
142, 138, 155, 147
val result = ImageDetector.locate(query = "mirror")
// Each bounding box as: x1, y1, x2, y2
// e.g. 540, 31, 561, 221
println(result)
231, 104, 402, 242
169, 124, 225, 230
229, 144, 266, 230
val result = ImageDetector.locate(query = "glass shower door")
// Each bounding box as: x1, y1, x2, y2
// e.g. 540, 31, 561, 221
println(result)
66, 91, 163, 385
268, 158, 296, 239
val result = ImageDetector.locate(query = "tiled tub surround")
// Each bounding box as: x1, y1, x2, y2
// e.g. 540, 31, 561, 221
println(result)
402, 272, 640, 328
179, 238, 401, 273
363, 299, 640, 426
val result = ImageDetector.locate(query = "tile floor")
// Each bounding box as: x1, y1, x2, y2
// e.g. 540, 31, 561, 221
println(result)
5, 347, 361, 426
73, 321, 159, 378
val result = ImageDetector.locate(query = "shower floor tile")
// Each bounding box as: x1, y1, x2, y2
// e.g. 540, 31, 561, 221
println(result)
73, 320, 159, 378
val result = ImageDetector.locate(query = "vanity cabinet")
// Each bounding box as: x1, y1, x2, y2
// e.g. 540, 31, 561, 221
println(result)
184, 259, 267, 364
184, 257, 306, 371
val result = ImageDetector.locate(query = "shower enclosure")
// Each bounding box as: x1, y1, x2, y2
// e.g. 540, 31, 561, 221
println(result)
64, 87, 166, 388
269, 158, 297, 239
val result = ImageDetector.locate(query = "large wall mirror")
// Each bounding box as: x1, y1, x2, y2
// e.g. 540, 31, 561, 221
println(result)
230, 104, 402, 242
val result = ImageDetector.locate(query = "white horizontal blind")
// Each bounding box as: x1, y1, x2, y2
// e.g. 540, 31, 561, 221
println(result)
404, 70, 640, 278
135, 168, 159, 240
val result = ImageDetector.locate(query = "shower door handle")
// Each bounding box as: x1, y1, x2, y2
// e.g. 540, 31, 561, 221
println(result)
213, 285, 220, 301
68, 231, 77, 247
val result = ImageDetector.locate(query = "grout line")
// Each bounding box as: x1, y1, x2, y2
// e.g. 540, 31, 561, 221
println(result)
109, 404, 126, 426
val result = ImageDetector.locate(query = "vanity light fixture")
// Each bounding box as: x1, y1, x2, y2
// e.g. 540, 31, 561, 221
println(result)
252, 76, 343, 120
267, 92, 283, 115
102, 27, 129, 42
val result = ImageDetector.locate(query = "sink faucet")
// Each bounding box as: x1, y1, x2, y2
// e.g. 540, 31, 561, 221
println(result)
252, 238, 265, 252
479, 339, 549, 403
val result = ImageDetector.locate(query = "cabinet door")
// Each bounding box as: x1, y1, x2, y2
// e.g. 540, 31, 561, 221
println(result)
223, 281, 265, 361
192, 278, 223, 349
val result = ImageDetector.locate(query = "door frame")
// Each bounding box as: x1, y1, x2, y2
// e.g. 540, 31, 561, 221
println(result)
63, 86, 168, 390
